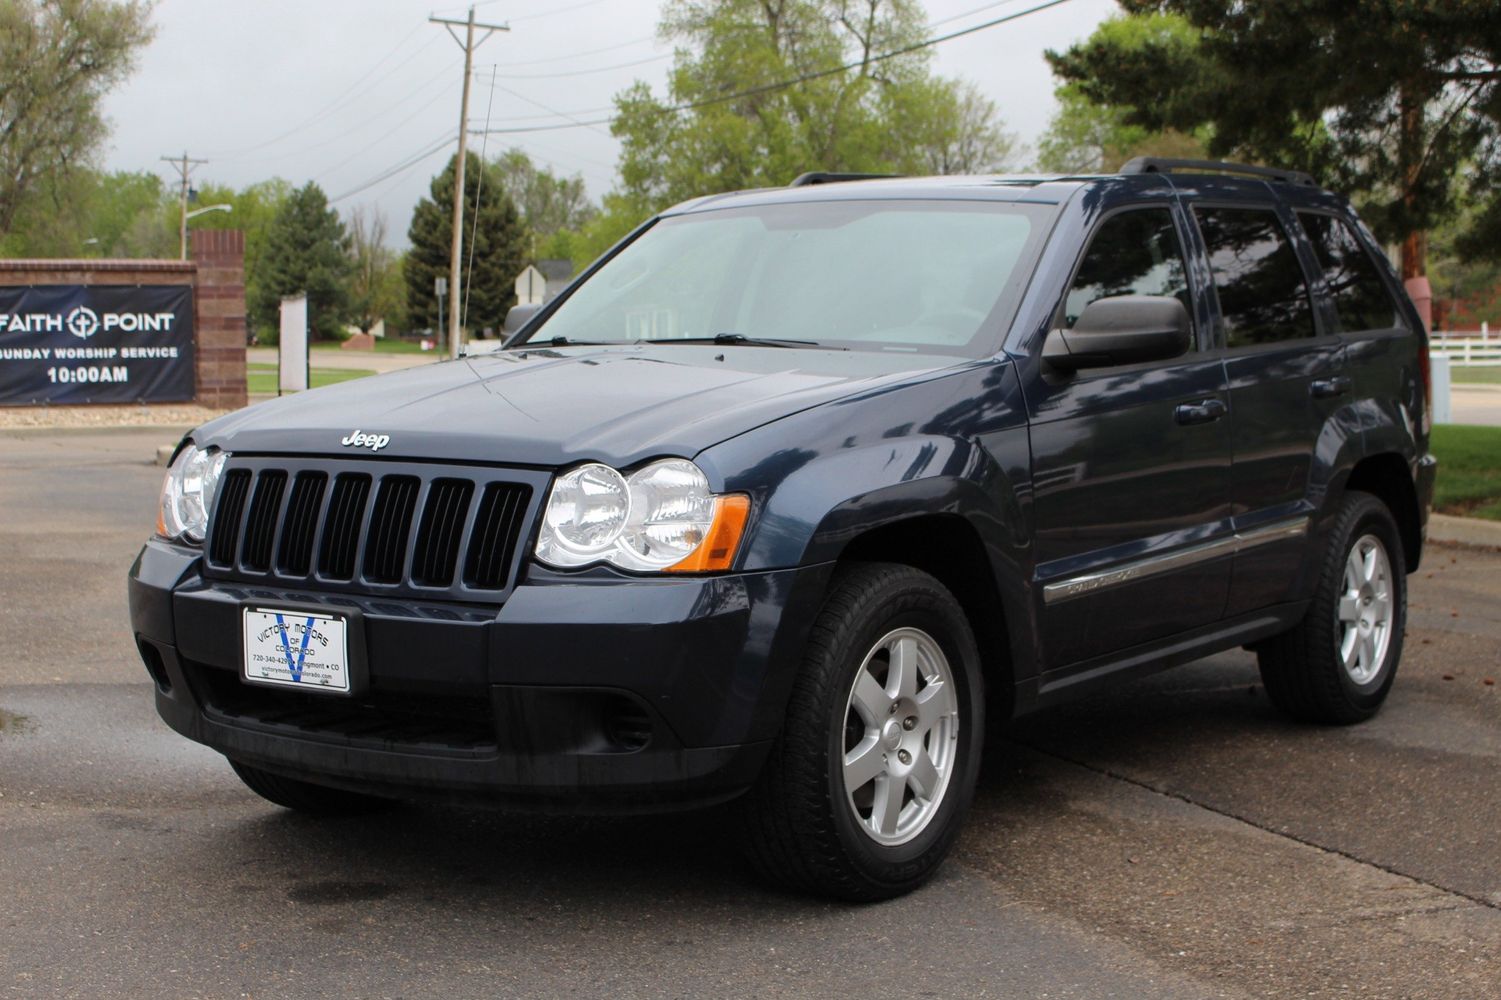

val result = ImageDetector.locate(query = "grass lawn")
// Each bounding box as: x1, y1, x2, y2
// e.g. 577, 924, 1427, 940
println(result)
1450, 366, 1501, 384
1430, 424, 1501, 520
246, 363, 375, 395
310, 337, 427, 354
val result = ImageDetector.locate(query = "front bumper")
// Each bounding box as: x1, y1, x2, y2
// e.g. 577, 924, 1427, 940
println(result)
129, 539, 830, 811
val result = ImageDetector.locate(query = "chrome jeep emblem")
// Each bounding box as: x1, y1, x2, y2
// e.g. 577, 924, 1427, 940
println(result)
341, 430, 390, 452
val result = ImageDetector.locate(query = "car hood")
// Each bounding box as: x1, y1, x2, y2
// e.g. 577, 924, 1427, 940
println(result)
195, 345, 962, 469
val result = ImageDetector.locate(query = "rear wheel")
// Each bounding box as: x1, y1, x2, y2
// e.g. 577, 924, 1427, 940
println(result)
737, 563, 985, 901
1258, 491, 1407, 724
229, 759, 391, 816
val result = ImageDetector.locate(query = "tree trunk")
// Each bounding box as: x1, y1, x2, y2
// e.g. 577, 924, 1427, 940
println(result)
1399, 87, 1426, 280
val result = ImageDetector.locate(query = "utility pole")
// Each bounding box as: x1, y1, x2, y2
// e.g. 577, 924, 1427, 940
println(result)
430, 6, 509, 359
161, 152, 208, 260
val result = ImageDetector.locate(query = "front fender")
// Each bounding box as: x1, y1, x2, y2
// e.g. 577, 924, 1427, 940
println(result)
695, 360, 1039, 682
696, 361, 1030, 572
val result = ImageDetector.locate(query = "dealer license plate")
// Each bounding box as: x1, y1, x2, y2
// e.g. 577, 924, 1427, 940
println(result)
242, 608, 351, 694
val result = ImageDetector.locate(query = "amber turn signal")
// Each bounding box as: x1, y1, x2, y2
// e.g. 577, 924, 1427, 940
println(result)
666, 494, 751, 573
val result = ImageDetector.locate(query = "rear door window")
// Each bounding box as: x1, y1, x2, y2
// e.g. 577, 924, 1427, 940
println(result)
1195, 207, 1317, 347
1064, 208, 1191, 331
1298, 212, 1401, 332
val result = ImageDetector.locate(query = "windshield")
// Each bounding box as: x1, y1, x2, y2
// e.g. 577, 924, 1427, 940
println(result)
514, 199, 1053, 357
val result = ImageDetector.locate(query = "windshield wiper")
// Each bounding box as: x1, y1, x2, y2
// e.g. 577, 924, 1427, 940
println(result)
639, 333, 835, 349
539, 336, 615, 347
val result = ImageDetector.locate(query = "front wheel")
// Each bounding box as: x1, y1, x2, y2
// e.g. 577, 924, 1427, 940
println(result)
1258, 490, 1407, 724
736, 563, 985, 901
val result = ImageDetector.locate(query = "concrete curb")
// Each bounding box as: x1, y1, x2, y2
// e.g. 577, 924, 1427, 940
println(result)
1428, 512, 1501, 550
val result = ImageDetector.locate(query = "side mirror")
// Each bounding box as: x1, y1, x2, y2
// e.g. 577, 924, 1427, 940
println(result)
1043, 295, 1191, 372
503, 303, 543, 337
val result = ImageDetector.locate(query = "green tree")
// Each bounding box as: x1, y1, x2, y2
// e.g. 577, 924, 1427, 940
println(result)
405, 153, 530, 335
1038, 11, 1208, 175
492, 149, 596, 250
0, 0, 155, 248
3, 168, 172, 258
1047, 1, 1501, 280
251, 182, 352, 341
188, 178, 292, 335
596, 0, 1016, 253
346, 205, 405, 334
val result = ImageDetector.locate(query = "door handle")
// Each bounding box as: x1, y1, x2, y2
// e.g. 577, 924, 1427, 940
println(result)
1175, 398, 1227, 425
1310, 375, 1352, 399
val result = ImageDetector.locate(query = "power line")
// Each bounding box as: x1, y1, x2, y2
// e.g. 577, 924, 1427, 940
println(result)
161, 152, 208, 261
431, 6, 511, 359
492, 33, 656, 68
327, 0, 1073, 210
478, 51, 671, 80
433, 0, 609, 22
327, 131, 457, 203
480, 71, 611, 136
313, 78, 460, 182
207, 25, 439, 157
462, 70, 499, 332
930, 0, 1031, 29
468, 0, 1076, 137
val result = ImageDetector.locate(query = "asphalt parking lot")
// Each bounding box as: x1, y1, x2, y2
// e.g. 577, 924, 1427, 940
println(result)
1, 425, 1498, 999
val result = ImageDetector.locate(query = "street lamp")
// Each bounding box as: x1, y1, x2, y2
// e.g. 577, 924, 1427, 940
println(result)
180, 203, 233, 258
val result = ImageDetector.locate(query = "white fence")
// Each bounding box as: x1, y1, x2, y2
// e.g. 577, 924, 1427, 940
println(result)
1430, 335, 1501, 367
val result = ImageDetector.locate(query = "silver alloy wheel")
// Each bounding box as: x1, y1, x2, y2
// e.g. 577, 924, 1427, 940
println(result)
841, 627, 961, 847
1337, 533, 1394, 685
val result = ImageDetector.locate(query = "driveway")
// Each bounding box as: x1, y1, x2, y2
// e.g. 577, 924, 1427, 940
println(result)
1, 426, 1496, 999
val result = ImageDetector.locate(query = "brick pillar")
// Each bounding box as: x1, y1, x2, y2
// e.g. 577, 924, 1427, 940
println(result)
191, 229, 248, 409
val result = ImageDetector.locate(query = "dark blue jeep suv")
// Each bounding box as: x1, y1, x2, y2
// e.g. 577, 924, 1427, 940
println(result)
130, 160, 1436, 900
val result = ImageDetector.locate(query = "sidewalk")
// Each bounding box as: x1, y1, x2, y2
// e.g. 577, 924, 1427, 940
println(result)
1428, 512, 1501, 550
1451, 386, 1501, 427
246, 347, 436, 374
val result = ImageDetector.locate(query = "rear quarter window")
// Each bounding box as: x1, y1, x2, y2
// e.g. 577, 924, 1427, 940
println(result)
1298, 212, 1401, 333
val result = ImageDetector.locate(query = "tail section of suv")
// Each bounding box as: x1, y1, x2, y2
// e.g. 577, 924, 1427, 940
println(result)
130, 161, 1434, 900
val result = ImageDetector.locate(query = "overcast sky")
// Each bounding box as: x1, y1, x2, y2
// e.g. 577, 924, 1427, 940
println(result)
101, 0, 1119, 242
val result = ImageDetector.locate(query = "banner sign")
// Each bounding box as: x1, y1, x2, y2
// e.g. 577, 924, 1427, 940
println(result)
0, 284, 195, 406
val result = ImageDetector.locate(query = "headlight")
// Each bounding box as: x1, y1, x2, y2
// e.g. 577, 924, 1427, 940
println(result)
535, 459, 750, 573
157, 443, 228, 543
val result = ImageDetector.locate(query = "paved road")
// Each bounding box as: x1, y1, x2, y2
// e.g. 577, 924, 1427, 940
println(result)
2, 427, 1497, 999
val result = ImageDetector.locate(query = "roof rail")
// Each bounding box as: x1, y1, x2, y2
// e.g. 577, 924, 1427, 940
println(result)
789, 172, 899, 187
1119, 157, 1317, 187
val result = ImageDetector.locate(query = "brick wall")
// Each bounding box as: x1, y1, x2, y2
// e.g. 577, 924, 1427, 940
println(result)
191, 230, 248, 409
0, 229, 248, 409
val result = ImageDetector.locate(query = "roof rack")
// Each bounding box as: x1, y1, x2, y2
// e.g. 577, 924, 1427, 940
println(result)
789, 172, 899, 187
1119, 157, 1317, 187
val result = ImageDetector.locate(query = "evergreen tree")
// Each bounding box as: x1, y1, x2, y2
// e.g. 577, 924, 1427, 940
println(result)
1047, 1, 1501, 280
405, 153, 530, 336
251, 182, 352, 341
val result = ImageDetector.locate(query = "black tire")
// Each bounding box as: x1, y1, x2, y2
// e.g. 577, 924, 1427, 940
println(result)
736, 562, 985, 902
228, 759, 391, 816
1258, 490, 1407, 724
